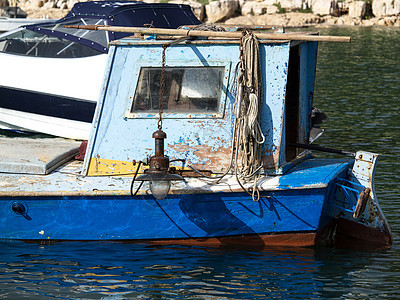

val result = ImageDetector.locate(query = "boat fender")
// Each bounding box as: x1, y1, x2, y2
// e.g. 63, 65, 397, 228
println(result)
353, 188, 371, 219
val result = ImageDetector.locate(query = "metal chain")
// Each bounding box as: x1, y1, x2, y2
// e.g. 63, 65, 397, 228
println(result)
238, 29, 247, 83
157, 44, 168, 130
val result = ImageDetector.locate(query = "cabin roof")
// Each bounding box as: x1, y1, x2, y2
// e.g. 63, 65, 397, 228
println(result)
24, 1, 200, 29
22, 1, 201, 53
59, 1, 200, 24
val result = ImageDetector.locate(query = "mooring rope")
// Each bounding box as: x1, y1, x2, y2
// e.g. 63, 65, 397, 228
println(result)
235, 30, 265, 185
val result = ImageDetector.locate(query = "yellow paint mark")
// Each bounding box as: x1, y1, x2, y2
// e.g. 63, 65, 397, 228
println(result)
87, 157, 187, 177
87, 158, 141, 176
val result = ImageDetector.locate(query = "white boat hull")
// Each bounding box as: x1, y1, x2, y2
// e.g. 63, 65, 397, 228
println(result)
0, 108, 92, 140
0, 52, 107, 139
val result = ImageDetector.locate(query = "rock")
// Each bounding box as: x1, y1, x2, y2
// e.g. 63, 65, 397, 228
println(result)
225, 13, 287, 25
170, 0, 205, 21
377, 18, 386, 25
279, 0, 305, 10
348, 1, 366, 19
66, 0, 77, 9
324, 15, 338, 25
225, 11, 322, 26
56, 0, 66, 8
266, 4, 278, 14
372, 0, 400, 17
286, 12, 323, 25
43, 1, 56, 9
28, 0, 44, 8
337, 15, 362, 25
309, 0, 339, 16
187, 1, 205, 21
383, 16, 398, 25
361, 18, 376, 26
241, 1, 267, 15
205, 0, 239, 23
0, 0, 9, 8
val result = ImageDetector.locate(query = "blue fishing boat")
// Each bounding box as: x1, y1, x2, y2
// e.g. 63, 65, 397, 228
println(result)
0, 26, 392, 248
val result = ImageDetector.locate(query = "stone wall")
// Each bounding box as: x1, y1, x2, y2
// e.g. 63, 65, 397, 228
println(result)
1, 0, 399, 27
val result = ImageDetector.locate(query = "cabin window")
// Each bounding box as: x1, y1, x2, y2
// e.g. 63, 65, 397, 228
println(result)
131, 67, 224, 114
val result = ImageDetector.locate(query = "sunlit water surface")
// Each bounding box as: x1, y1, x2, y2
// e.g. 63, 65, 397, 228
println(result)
0, 27, 399, 299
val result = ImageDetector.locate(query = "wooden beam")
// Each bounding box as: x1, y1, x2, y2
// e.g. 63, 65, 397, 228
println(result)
65, 25, 351, 43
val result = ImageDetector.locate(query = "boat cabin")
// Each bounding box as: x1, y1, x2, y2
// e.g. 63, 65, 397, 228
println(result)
82, 35, 318, 177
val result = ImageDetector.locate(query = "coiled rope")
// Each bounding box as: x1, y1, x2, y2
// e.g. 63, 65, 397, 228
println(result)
234, 30, 265, 200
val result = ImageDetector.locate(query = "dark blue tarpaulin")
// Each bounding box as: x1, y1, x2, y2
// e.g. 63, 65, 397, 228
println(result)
24, 1, 201, 53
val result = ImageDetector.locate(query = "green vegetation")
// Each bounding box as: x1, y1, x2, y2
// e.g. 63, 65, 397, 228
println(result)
197, 0, 210, 5
296, 7, 313, 13
273, 2, 286, 14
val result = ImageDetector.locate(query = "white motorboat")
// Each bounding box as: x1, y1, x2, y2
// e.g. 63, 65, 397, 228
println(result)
0, 1, 201, 139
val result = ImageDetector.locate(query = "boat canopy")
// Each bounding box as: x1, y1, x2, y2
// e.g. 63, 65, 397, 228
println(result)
0, 1, 200, 57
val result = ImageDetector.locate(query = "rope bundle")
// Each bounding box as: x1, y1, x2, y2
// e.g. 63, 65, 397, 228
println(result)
235, 30, 265, 183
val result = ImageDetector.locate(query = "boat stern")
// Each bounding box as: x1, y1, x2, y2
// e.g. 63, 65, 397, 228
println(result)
320, 151, 392, 248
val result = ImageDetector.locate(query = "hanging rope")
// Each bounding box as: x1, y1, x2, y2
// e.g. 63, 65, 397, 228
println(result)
232, 30, 266, 200
236, 30, 265, 175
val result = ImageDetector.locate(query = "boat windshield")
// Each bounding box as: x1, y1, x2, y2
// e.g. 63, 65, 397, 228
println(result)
132, 67, 224, 114
0, 18, 108, 58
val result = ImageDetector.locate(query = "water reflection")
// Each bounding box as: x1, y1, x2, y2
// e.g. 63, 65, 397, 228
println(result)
0, 240, 399, 299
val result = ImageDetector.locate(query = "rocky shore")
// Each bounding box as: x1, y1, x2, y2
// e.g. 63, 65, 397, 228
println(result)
3, 0, 400, 27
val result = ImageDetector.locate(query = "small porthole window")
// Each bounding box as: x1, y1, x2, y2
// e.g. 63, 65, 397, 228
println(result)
131, 66, 224, 114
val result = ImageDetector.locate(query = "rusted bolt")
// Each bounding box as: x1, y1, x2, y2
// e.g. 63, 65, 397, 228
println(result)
12, 203, 26, 215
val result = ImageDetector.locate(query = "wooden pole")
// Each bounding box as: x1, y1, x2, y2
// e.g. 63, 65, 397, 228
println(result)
65, 25, 351, 43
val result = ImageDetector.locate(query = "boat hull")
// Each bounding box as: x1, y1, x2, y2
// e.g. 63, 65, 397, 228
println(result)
1, 189, 328, 246
0, 53, 106, 139
2, 189, 391, 248
0, 152, 392, 248
0, 87, 95, 139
